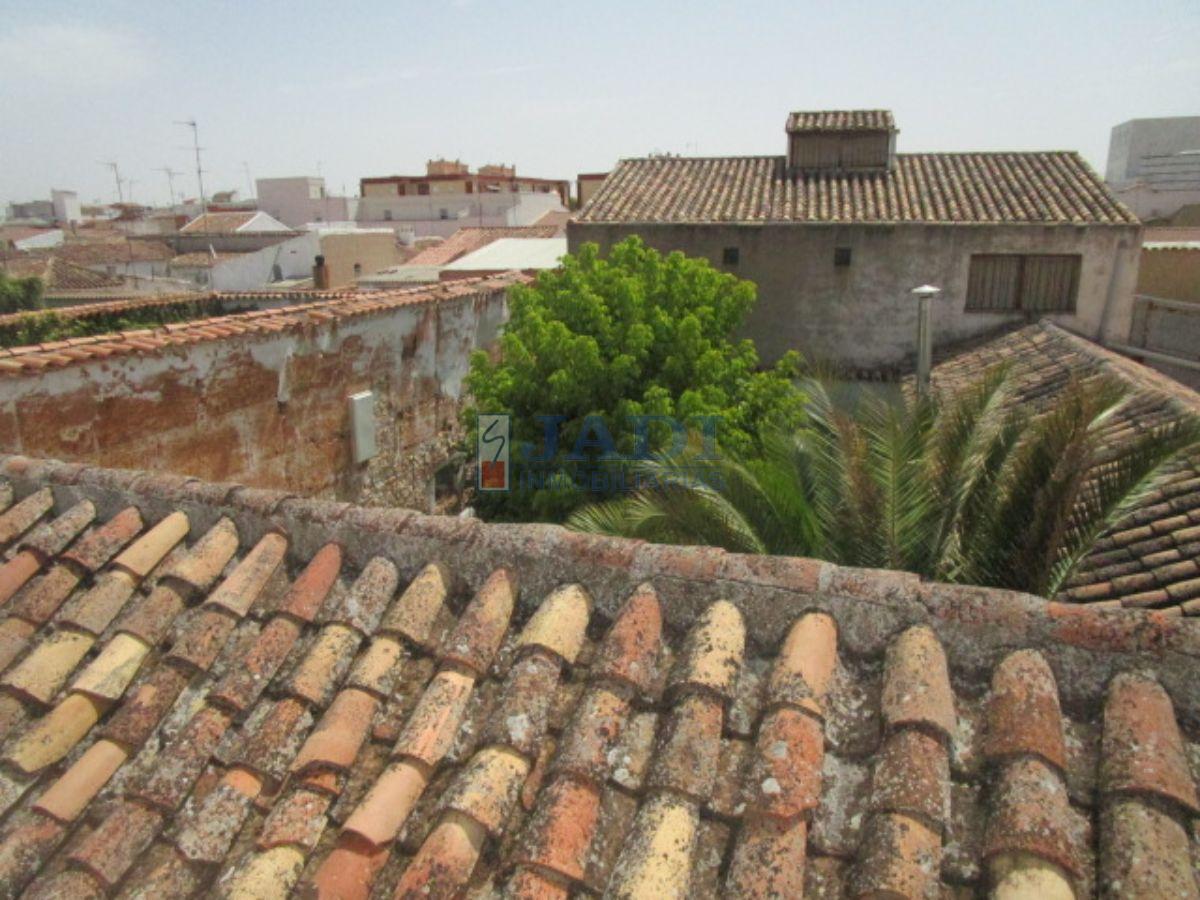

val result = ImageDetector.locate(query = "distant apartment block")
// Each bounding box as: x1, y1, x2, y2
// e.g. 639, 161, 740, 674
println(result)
5, 190, 79, 227
357, 159, 569, 239
256, 176, 360, 229
572, 109, 1142, 371
1106, 116, 1200, 222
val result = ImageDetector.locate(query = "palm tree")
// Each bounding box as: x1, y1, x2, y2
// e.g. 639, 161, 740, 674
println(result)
567, 368, 1200, 597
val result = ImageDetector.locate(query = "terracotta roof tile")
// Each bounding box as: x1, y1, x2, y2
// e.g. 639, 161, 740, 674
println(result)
605, 793, 698, 899
0, 461, 1197, 896
984, 649, 1067, 771
787, 109, 895, 132
880, 625, 956, 740
377, 560, 450, 647
159, 517, 239, 593
1099, 797, 1198, 899
577, 151, 1135, 225
55, 570, 139, 636
515, 583, 591, 665
57, 505, 142, 572
290, 687, 377, 774
439, 567, 517, 675
0, 489, 53, 547
202, 530, 287, 617
107, 510, 189, 579
1101, 672, 1199, 813
591, 582, 662, 695
6, 565, 81, 629
666, 599, 745, 701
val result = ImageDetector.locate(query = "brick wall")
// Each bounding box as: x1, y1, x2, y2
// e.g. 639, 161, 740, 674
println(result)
0, 284, 511, 510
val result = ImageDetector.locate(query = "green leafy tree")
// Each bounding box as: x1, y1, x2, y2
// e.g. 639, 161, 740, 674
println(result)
0, 271, 44, 315
464, 237, 805, 521
568, 368, 1200, 597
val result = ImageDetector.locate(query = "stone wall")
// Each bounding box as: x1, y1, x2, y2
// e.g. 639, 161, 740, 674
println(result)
0, 282, 512, 510
568, 222, 1142, 370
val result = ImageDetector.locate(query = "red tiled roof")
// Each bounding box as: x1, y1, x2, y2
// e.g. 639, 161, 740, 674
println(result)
0, 274, 527, 374
0, 256, 125, 292
54, 239, 175, 265
0, 456, 1196, 896
931, 321, 1200, 610
575, 152, 1138, 225
786, 109, 895, 132
406, 227, 561, 266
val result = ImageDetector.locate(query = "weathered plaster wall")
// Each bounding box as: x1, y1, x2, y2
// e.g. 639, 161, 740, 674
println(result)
0, 287, 509, 510
569, 222, 1142, 369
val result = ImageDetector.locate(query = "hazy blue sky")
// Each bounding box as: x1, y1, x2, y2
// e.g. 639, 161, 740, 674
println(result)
2, 0, 1197, 208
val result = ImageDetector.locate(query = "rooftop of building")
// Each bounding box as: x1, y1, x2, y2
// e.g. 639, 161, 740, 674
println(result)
786, 109, 896, 133
53, 239, 176, 266
0, 452, 1194, 897
575, 152, 1139, 226
406, 226, 562, 267
178, 212, 294, 236
0, 256, 125, 293
442, 237, 567, 272
931, 320, 1200, 611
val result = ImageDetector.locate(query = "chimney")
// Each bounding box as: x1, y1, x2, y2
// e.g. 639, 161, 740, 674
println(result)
786, 110, 897, 175
313, 254, 330, 290
911, 285, 941, 396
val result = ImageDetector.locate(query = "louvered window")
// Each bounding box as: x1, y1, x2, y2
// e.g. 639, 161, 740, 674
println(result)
966, 254, 1080, 313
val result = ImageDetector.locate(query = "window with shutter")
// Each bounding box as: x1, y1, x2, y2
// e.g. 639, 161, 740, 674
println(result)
965, 254, 1080, 313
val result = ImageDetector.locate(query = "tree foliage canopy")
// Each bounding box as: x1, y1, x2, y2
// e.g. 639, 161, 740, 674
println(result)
465, 237, 805, 521
0, 272, 44, 315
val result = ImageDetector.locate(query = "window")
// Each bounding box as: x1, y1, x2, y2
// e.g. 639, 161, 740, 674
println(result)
439, 208, 450, 220
722, 247, 739, 266
417, 183, 430, 196
966, 254, 1080, 313
383, 209, 393, 221
834, 247, 852, 267
353, 263, 362, 277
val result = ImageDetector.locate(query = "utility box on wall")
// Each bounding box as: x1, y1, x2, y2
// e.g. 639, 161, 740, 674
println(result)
348, 391, 378, 464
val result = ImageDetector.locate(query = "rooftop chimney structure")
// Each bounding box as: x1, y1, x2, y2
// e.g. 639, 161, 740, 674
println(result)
786, 109, 897, 175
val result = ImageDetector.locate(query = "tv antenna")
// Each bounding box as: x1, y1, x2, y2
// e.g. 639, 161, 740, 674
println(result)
176, 118, 207, 216
158, 167, 182, 208
100, 161, 123, 203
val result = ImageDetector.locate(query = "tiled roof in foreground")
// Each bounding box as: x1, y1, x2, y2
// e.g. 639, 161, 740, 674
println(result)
932, 321, 1200, 611
575, 152, 1138, 225
0, 456, 1196, 897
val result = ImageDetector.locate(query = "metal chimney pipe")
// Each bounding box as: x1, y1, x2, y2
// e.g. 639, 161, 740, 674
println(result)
911, 285, 941, 396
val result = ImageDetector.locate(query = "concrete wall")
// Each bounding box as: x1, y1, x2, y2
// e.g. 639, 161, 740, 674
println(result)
318, 231, 404, 287
256, 177, 359, 229
0, 286, 511, 510
568, 222, 1142, 369
1138, 248, 1200, 303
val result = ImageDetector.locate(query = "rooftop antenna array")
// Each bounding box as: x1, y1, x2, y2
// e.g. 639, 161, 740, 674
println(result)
158, 167, 182, 208
176, 118, 207, 217
100, 161, 123, 204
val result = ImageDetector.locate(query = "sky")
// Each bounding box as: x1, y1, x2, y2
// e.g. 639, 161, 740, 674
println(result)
2, 0, 1198, 209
